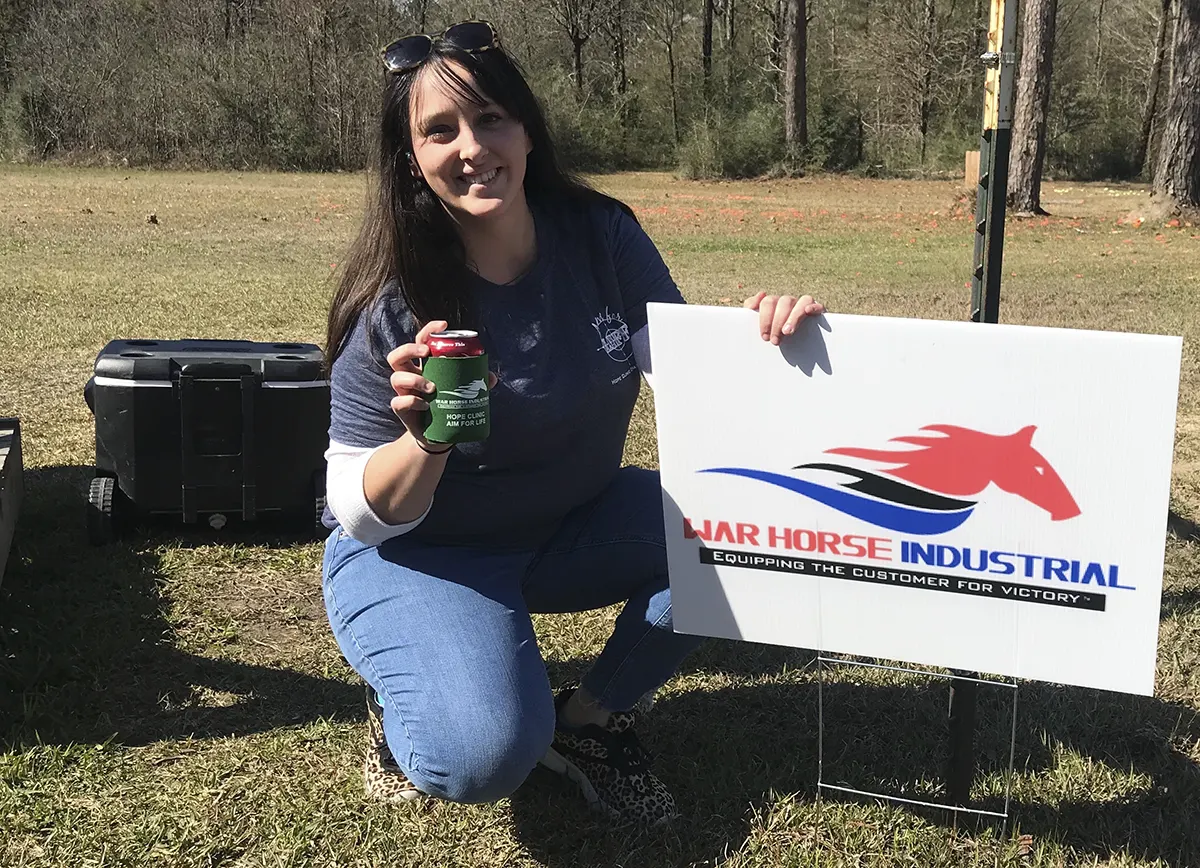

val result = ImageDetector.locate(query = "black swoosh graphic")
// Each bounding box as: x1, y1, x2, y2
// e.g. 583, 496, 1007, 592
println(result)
794, 463, 976, 512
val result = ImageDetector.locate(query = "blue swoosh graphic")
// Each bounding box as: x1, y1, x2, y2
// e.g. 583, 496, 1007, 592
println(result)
700, 468, 974, 535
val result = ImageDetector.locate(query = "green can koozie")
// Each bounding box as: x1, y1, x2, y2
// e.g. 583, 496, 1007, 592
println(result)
421, 332, 491, 444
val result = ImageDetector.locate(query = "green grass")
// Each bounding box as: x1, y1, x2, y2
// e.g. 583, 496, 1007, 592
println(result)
2, 167, 1200, 867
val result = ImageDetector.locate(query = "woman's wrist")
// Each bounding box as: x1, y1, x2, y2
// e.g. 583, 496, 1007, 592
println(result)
412, 435, 453, 456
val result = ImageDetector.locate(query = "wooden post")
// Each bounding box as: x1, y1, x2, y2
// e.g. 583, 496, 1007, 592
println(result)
964, 150, 981, 188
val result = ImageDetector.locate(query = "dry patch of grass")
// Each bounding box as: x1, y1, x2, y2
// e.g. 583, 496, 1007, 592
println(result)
2, 167, 1199, 867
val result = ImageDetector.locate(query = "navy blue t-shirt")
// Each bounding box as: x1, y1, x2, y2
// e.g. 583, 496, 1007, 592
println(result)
327, 194, 683, 546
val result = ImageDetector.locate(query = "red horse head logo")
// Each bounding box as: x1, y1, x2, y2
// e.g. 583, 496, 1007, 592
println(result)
827, 424, 1081, 521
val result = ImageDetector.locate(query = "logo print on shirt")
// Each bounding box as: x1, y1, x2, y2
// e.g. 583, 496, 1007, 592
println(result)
593, 308, 632, 363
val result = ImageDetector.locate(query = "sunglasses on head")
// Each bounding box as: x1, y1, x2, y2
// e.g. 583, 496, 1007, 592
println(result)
381, 21, 501, 74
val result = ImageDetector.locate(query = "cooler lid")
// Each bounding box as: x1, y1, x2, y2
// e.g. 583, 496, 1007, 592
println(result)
93, 339, 327, 384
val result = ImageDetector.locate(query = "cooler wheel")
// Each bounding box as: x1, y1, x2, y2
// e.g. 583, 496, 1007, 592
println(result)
87, 476, 120, 546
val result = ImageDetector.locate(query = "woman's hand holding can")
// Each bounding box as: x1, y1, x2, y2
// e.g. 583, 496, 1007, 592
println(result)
386, 320, 497, 448
386, 319, 447, 447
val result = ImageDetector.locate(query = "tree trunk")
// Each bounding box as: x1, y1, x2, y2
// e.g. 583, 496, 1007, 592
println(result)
783, 0, 807, 154
0, 0, 33, 88
1007, 0, 1059, 214
973, 0, 986, 57
725, 0, 736, 96
667, 42, 679, 143
573, 37, 585, 98
547, 0, 599, 103
769, 0, 784, 95
702, 0, 714, 99
1136, 0, 1172, 175
613, 5, 627, 95
919, 0, 936, 166
1152, 0, 1200, 208
1094, 0, 1105, 84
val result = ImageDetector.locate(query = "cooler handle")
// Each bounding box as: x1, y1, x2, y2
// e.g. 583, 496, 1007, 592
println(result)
177, 361, 255, 380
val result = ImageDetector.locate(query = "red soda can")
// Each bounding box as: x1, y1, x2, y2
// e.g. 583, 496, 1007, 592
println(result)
427, 331, 485, 358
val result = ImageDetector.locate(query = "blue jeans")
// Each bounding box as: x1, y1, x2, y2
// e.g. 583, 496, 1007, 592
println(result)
322, 466, 705, 804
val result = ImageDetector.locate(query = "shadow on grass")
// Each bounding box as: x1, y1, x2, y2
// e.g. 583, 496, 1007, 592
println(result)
510, 657, 1200, 867
996, 685, 1200, 865
542, 639, 815, 692
0, 466, 824, 753
6, 465, 1199, 865
1161, 586, 1200, 618
0, 465, 359, 749
1167, 508, 1200, 543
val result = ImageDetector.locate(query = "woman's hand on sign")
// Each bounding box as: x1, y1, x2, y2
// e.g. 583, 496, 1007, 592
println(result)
386, 320, 498, 442
743, 291, 825, 345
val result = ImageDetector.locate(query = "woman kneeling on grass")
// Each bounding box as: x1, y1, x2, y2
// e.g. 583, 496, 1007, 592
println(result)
321, 21, 824, 826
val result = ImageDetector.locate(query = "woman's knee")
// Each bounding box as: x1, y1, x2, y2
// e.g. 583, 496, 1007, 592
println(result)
396, 696, 556, 804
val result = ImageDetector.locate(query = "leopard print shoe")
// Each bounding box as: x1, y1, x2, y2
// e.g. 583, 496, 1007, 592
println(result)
539, 688, 677, 826
364, 685, 426, 804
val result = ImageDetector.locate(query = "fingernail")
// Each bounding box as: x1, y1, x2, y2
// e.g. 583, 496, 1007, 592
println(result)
424, 382, 435, 393
762, 332, 770, 340
783, 324, 793, 335
771, 336, 780, 345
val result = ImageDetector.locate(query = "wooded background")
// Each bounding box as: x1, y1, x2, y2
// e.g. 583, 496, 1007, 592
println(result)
0, 0, 1192, 195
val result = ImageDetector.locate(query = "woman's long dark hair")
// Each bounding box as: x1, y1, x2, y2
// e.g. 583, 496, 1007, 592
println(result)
326, 38, 608, 366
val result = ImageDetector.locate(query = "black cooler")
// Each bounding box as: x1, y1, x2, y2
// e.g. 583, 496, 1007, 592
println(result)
86, 339, 330, 544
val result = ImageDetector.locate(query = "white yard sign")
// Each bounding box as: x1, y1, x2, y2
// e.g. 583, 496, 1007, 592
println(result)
648, 304, 1182, 696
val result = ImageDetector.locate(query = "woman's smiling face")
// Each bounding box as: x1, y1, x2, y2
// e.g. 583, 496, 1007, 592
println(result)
408, 61, 533, 222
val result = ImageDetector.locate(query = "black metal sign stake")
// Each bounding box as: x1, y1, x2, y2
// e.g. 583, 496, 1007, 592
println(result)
952, 0, 1018, 811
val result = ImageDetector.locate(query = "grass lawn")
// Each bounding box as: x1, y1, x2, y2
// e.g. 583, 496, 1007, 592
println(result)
2, 167, 1199, 867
